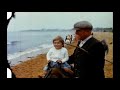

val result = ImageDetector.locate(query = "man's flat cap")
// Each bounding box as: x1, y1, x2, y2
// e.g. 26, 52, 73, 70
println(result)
73, 21, 93, 30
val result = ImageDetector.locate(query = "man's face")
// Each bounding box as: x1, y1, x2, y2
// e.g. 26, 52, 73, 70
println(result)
74, 29, 85, 40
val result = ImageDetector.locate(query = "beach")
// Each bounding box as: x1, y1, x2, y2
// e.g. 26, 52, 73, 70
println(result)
11, 32, 113, 78
11, 41, 77, 78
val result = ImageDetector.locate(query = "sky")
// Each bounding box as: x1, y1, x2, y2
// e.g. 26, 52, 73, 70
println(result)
7, 12, 113, 31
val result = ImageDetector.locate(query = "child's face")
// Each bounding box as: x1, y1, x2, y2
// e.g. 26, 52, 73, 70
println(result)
53, 40, 63, 49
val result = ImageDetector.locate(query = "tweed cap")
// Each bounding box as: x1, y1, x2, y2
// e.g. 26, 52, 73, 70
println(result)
73, 21, 93, 30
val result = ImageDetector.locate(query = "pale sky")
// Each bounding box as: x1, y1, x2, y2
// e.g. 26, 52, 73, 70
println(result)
7, 12, 113, 31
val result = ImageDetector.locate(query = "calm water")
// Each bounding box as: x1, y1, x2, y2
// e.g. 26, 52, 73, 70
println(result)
7, 30, 73, 66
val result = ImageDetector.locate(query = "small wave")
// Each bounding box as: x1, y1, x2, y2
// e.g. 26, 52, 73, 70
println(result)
40, 44, 53, 49
7, 44, 53, 66
7, 42, 11, 45
7, 40, 21, 45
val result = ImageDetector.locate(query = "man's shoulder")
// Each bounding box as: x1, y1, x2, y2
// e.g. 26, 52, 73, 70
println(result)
84, 37, 102, 50
90, 37, 100, 43
86, 37, 100, 45
89, 37, 105, 49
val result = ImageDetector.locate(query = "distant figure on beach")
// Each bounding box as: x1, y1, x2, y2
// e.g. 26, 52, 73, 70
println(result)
65, 34, 72, 44
43, 36, 74, 77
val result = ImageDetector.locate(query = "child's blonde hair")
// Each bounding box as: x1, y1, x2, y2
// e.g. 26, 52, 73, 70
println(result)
53, 36, 64, 47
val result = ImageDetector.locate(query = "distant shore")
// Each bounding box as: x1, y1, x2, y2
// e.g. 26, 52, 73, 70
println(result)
11, 32, 113, 78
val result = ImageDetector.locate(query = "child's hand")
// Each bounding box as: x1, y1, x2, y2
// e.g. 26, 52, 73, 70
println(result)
70, 64, 74, 67
56, 60, 62, 63
47, 60, 51, 63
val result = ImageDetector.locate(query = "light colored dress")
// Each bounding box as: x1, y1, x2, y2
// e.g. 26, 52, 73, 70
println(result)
43, 47, 71, 71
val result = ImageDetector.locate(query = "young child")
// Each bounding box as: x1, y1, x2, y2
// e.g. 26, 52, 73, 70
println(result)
43, 36, 74, 77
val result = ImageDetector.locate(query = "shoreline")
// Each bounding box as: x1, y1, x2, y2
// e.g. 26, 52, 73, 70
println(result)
11, 40, 77, 78
11, 32, 113, 78
8, 45, 53, 67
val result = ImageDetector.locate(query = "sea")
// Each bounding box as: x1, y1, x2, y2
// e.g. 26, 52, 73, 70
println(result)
7, 30, 74, 66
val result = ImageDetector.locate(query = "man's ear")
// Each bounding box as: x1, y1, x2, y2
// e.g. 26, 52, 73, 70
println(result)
7, 12, 12, 20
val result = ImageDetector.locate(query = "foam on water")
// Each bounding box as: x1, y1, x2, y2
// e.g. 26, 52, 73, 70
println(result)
7, 30, 73, 66
7, 44, 53, 66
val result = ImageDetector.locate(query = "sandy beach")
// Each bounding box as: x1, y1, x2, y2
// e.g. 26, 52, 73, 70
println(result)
11, 32, 113, 78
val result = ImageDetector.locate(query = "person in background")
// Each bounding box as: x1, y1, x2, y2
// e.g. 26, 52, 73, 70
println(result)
65, 34, 72, 44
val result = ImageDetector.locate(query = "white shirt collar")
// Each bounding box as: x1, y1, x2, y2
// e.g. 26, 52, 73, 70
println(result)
79, 35, 92, 47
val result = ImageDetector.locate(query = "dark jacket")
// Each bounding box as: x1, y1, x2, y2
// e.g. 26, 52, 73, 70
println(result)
68, 37, 105, 79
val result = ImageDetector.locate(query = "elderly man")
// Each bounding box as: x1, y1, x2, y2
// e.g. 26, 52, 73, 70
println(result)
68, 21, 105, 79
